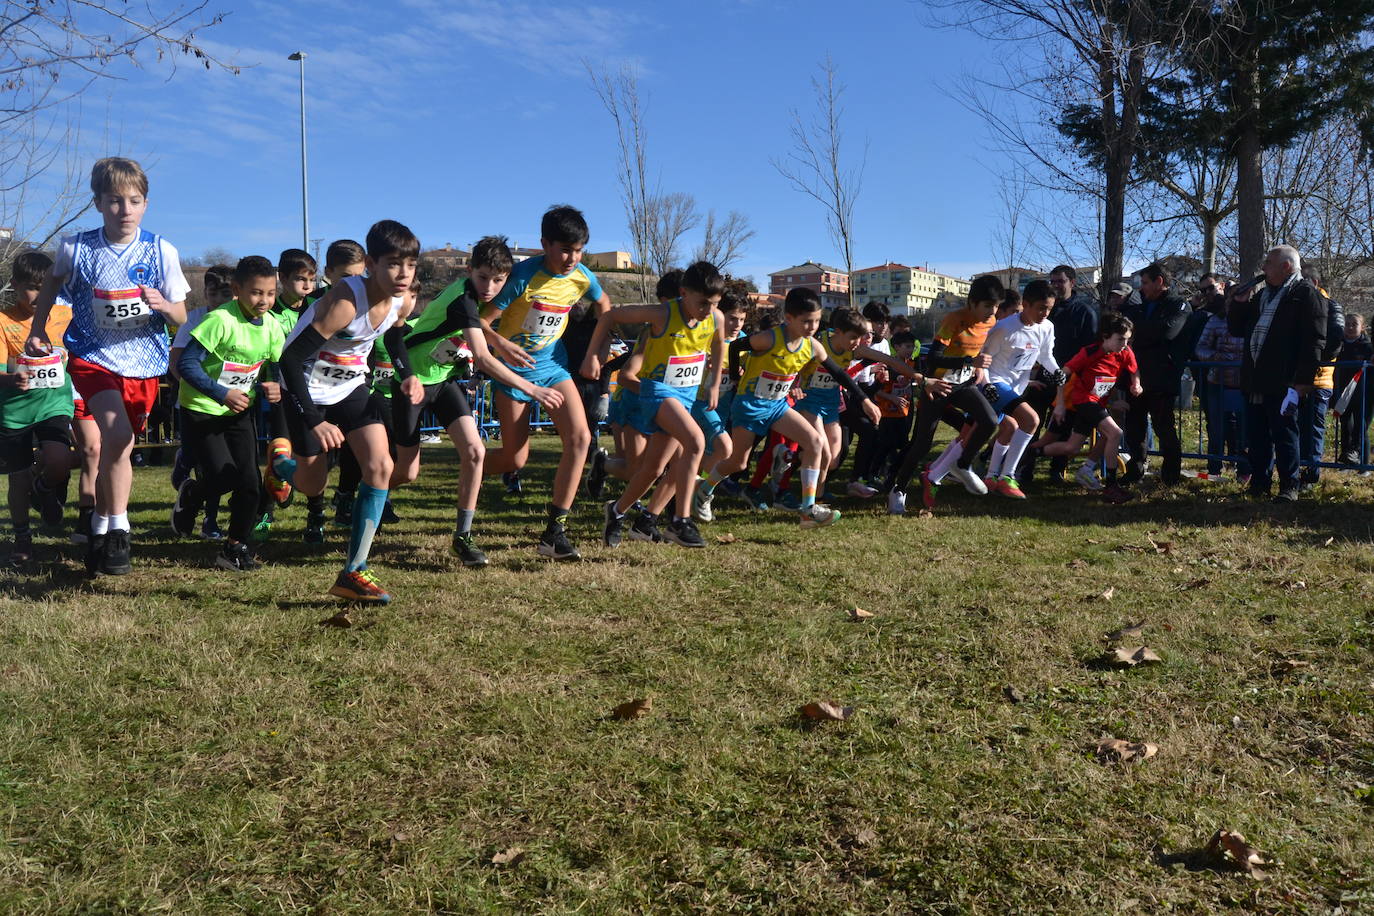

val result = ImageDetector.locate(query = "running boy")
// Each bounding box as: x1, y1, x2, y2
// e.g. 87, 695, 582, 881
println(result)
478, 204, 611, 560
694, 287, 883, 529
391, 235, 564, 567
25, 157, 190, 575
277, 220, 422, 604
1042, 313, 1140, 503
172, 256, 286, 570
1, 251, 73, 564
583, 260, 725, 549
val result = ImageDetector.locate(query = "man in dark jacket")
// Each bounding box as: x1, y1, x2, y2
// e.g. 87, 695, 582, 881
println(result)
1047, 265, 1099, 365
1121, 262, 1191, 485
1336, 313, 1373, 464
1227, 245, 1327, 501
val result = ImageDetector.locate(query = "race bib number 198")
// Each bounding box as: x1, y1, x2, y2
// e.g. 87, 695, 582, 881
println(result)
93, 288, 152, 330
520, 300, 572, 337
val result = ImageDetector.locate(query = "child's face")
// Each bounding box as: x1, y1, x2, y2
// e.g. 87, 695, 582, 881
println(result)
784, 307, 821, 339
14, 279, 42, 311
894, 341, 916, 359
233, 273, 277, 318
469, 265, 509, 303
94, 185, 147, 239
829, 328, 863, 354
326, 260, 366, 284
205, 280, 231, 306
542, 238, 584, 276
721, 308, 747, 338
1104, 331, 1131, 353
680, 288, 722, 322
996, 302, 1021, 320
870, 320, 888, 341
281, 269, 316, 303
1022, 297, 1055, 324
368, 253, 417, 298
970, 299, 997, 321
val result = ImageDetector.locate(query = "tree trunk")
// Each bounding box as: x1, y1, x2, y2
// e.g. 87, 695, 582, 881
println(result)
1201, 213, 1219, 274
1234, 46, 1266, 277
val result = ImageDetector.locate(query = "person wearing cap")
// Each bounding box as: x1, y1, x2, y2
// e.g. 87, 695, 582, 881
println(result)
1107, 281, 1139, 311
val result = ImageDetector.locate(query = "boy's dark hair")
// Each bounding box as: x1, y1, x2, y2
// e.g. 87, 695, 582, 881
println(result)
861, 301, 891, 323
470, 235, 515, 274
1050, 264, 1077, 281
204, 264, 233, 290
11, 250, 53, 288
1023, 278, 1054, 304
366, 219, 421, 261
829, 306, 868, 335
890, 330, 918, 348
325, 239, 365, 272
718, 289, 748, 314
1002, 288, 1022, 308
681, 260, 725, 297
784, 286, 822, 315
541, 204, 590, 247
233, 255, 277, 286
1200, 271, 1217, 285
758, 311, 781, 331
889, 315, 912, 333
1101, 313, 1133, 338
656, 269, 684, 300
278, 248, 317, 278
1140, 262, 1172, 286
968, 274, 1006, 305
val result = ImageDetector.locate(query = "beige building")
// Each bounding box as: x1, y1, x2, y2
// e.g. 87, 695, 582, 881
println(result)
852, 262, 971, 314
585, 250, 634, 270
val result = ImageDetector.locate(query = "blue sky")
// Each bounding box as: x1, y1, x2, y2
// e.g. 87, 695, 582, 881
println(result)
29, 0, 1023, 287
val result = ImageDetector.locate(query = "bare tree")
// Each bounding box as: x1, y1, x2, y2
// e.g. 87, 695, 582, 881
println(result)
693, 209, 755, 273
989, 166, 1037, 272
586, 62, 652, 299
644, 191, 699, 276
771, 56, 866, 305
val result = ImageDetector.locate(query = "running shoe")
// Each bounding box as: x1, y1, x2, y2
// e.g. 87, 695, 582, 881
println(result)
215, 541, 261, 572
846, 480, 879, 498
9, 530, 32, 567
770, 442, 793, 486
603, 500, 625, 548
995, 475, 1027, 499
329, 568, 392, 604
629, 511, 663, 543
84, 532, 104, 577
743, 484, 772, 511
170, 478, 201, 537
537, 526, 580, 560
252, 511, 273, 543
303, 509, 326, 544
586, 447, 608, 499
798, 503, 840, 529
451, 532, 489, 568
263, 468, 293, 508
1101, 483, 1136, 504
692, 479, 716, 523
200, 518, 225, 541
947, 466, 988, 495
887, 488, 907, 515
777, 491, 801, 511
100, 528, 132, 576
71, 506, 93, 545
718, 477, 744, 499
664, 517, 705, 548
270, 448, 297, 486
1075, 462, 1104, 492
503, 471, 522, 495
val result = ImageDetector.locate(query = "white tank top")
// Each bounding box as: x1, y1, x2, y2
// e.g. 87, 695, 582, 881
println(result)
286, 275, 403, 405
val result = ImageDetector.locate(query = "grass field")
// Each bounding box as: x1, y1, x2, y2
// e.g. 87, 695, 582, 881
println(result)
2, 436, 1372, 913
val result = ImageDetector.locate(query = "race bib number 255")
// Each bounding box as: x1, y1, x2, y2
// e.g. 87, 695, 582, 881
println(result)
93, 288, 151, 330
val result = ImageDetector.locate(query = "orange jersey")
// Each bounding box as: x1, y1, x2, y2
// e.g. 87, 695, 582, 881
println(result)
932, 308, 995, 379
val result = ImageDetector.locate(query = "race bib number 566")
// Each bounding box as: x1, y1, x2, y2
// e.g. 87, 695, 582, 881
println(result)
17, 349, 66, 389
94, 288, 151, 330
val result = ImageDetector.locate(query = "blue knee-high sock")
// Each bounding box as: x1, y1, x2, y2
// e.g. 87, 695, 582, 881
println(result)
346, 483, 388, 573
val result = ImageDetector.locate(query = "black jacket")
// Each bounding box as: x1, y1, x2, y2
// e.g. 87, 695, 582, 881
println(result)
1336, 332, 1373, 391
1227, 278, 1327, 396
1122, 292, 1191, 394
1049, 292, 1099, 366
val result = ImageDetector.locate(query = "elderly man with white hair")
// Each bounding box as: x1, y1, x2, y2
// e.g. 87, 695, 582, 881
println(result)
1227, 244, 1328, 502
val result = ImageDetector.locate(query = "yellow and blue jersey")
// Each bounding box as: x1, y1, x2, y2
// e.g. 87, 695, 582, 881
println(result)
800, 329, 854, 396
641, 299, 716, 390
738, 328, 816, 401
490, 255, 603, 360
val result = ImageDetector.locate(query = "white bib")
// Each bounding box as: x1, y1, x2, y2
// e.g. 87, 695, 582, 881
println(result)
372, 360, 395, 386
17, 349, 66, 390
93, 288, 151, 330
521, 299, 571, 337
309, 351, 367, 390
1093, 376, 1117, 397
664, 353, 706, 388
808, 371, 839, 391
431, 336, 469, 366
757, 371, 796, 401
945, 365, 975, 386
217, 358, 263, 391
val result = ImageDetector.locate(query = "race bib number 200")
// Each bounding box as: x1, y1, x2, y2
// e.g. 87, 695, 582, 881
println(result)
665, 353, 706, 388
93, 288, 152, 330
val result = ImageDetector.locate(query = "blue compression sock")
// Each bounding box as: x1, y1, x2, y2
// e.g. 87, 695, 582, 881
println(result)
346, 483, 388, 572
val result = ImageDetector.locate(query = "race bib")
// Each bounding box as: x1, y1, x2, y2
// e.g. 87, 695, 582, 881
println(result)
718, 375, 735, 394
217, 358, 263, 391
17, 349, 65, 390
808, 370, 839, 391
665, 353, 706, 388
756, 370, 796, 401
93, 288, 151, 330
891, 376, 913, 397
309, 351, 367, 390
372, 360, 395, 386
520, 299, 572, 337
431, 336, 471, 367
945, 365, 975, 385
1093, 376, 1117, 397
1013, 346, 1038, 372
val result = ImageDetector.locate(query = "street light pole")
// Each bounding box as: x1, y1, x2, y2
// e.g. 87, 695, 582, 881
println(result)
288, 51, 309, 252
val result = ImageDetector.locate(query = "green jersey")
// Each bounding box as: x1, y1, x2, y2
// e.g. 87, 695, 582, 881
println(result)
268, 291, 317, 337
404, 278, 483, 387
178, 301, 287, 417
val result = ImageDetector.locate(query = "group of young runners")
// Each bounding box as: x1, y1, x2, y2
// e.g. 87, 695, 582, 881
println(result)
1, 156, 1151, 607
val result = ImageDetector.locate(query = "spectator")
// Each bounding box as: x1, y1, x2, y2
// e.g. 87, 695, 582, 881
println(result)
1335, 313, 1372, 464
1227, 245, 1327, 501
1121, 262, 1191, 485
1047, 265, 1099, 366
1298, 266, 1336, 488
1193, 284, 1250, 480
1106, 280, 1140, 311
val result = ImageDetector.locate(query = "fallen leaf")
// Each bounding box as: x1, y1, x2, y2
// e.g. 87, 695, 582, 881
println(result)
1117, 543, 1149, 553
318, 611, 352, 628
1086, 538, 1101, 545
1277, 579, 1307, 590
1179, 577, 1210, 591
848, 607, 875, 621
852, 827, 879, 847
715, 533, 737, 544
1095, 738, 1159, 763
1272, 658, 1310, 675
1100, 587, 1115, 601
1105, 620, 1147, 642
611, 698, 653, 720
1205, 829, 1271, 876
490, 847, 525, 867
1102, 646, 1163, 667
800, 700, 854, 722
1003, 685, 1024, 704
1322, 536, 1335, 547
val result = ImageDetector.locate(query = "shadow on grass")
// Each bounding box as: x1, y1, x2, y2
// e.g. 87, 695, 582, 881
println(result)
1152, 844, 1247, 876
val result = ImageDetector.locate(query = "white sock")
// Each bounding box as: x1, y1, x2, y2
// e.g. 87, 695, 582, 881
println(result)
109, 512, 130, 532
929, 441, 964, 484
92, 513, 110, 536
1002, 429, 1034, 480
987, 441, 1010, 479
